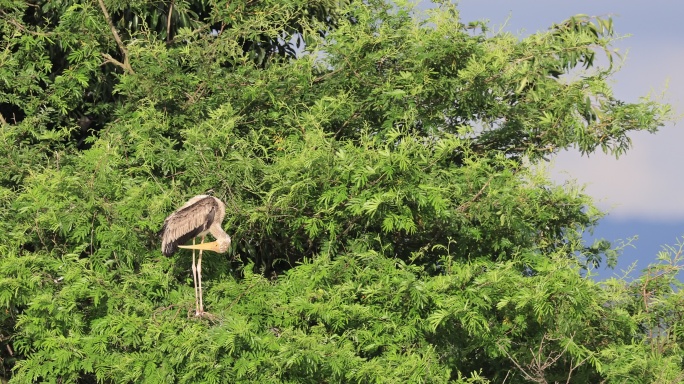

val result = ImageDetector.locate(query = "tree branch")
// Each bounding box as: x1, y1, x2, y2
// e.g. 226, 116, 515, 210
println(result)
0, 10, 51, 37
457, 176, 493, 213
498, 342, 546, 384
96, 0, 134, 74
101, 53, 129, 72
166, 1, 174, 43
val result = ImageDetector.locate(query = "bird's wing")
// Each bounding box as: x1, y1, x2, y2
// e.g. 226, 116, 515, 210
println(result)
160, 196, 218, 256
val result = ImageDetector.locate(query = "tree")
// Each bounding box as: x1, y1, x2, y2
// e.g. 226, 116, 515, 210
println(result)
0, 0, 680, 382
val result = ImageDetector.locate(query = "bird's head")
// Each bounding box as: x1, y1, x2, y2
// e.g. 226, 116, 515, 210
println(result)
217, 237, 231, 253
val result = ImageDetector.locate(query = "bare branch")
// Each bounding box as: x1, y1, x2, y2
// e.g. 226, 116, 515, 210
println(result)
166, 1, 174, 43
498, 342, 546, 384
96, 0, 134, 74
0, 10, 51, 37
101, 52, 129, 72
567, 354, 592, 384
457, 176, 493, 213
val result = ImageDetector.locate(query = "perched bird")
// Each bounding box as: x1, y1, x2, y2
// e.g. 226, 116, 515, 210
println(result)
160, 195, 231, 316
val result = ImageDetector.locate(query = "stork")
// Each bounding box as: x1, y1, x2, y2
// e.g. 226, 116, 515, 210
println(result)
160, 195, 231, 316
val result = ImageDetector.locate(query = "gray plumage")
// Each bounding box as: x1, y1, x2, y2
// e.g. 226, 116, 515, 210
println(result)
160, 195, 230, 256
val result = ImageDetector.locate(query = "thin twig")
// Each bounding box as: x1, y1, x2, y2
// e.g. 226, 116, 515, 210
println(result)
566, 354, 591, 384
498, 342, 544, 384
313, 67, 344, 83
0, 11, 50, 37
457, 175, 494, 213
502, 370, 510, 384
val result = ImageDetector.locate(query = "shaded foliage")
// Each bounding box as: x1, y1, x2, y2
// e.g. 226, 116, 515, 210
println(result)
0, 0, 680, 382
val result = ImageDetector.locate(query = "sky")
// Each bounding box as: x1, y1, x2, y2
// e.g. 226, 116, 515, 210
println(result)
452, 1, 684, 278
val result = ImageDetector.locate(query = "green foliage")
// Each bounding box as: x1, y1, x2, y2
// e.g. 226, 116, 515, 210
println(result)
0, 0, 680, 382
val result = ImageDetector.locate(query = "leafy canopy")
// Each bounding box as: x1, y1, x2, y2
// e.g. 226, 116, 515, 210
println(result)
0, 0, 680, 382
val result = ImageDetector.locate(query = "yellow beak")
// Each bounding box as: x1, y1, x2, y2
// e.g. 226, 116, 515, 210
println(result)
179, 241, 221, 252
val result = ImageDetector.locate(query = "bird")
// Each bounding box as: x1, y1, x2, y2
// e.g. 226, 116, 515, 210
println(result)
160, 195, 231, 316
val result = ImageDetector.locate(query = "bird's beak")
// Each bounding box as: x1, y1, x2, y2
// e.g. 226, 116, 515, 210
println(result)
179, 241, 220, 252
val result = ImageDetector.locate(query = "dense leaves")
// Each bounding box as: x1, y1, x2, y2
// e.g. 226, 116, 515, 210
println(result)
0, 0, 680, 382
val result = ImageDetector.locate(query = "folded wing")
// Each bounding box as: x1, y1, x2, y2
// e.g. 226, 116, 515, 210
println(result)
159, 195, 218, 256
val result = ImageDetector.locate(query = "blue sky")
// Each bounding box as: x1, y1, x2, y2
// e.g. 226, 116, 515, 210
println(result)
454, 1, 684, 278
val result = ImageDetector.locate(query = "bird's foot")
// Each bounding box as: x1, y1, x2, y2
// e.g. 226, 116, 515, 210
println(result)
194, 310, 216, 320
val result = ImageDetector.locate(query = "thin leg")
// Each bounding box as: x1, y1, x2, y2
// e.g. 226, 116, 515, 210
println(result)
191, 238, 200, 316
198, 235, 205, 314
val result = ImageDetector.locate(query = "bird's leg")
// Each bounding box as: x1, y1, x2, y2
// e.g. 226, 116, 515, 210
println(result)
198, 235, 206, 315
192, 238, 200, 316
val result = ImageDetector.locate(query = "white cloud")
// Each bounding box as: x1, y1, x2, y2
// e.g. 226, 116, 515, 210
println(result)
551, 124, 683, 220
